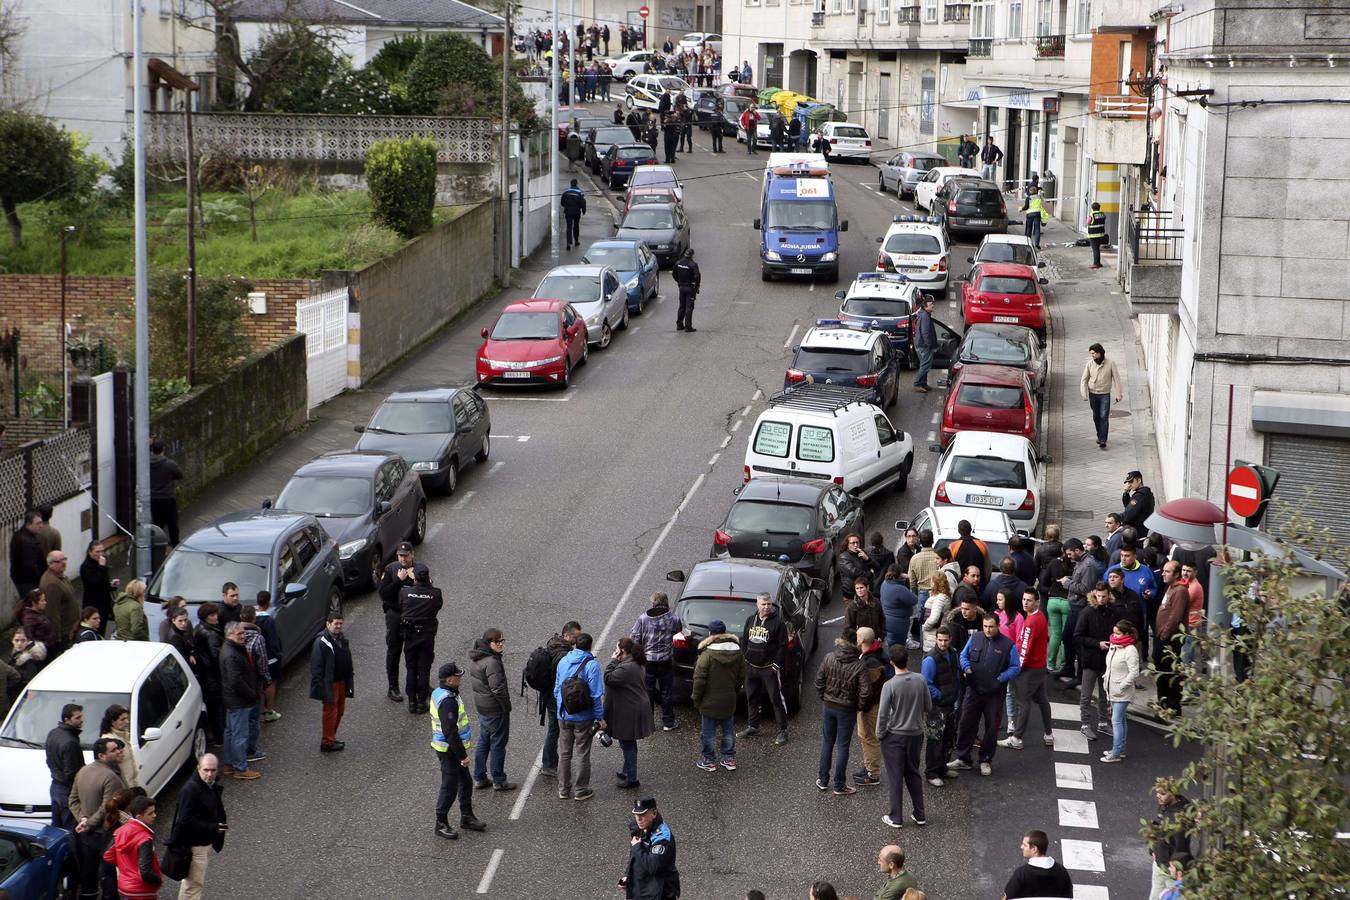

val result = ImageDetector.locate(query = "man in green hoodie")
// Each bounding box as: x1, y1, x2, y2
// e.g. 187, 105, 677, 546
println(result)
692, 620, 745, 772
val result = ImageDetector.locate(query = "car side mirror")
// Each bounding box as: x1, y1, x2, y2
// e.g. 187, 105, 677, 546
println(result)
1015, 529, 1030, 538
894, 519, 909, 531
752, 218, 761, 230
1039, 454, 1053, 465
141, 727, 162, 743
839, 220, 849, 232
27, 841, 46, 860
353, 425, 366, 433
284, 582, 307, 601
875, 236, 883, 244
1037, 260, 1047, 268
966, 256, 974, 263
481, 326, 489, 339
261, 498, 272, 510
928, 443, 941, 453
665, 569, 686, 583
378, 500, 392, 515
732, 486, 742, 496
1038, 277, 1049, 285
834, 290, 845, 301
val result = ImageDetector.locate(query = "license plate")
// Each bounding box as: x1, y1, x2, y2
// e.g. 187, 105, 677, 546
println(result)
790, 268, 813, 275
901, 266, 924, 273
503, 371, 530, 379
993, 315, 1019, 323
965, 494, 1003, 507
967, 218, 990, 225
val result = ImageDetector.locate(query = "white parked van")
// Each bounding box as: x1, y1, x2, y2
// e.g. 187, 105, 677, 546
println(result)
744, 385, 914, 501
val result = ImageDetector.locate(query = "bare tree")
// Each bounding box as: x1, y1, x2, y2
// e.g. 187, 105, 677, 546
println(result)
233, 161, 287, 242
0, 1, 27, 103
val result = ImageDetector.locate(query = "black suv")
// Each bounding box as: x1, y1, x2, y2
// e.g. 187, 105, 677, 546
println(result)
712, 477, 864, 596
666, 559, 824, 711
934, 177, 1008, 237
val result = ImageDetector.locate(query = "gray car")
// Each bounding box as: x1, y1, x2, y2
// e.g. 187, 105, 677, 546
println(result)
533, 265, 630, 349
614, 201, 690, 267
877, 151, 947, 198
268, 450, 427, 592
147, 511, 343, 666
354, 386, 491, 495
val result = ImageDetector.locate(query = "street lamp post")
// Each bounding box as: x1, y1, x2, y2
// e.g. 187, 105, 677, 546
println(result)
59, 225, 75, 428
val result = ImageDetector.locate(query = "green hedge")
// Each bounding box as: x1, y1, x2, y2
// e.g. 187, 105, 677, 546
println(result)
365, 136, 438, 238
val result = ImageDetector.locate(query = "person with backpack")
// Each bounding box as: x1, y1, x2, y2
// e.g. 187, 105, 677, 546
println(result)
629, 593, 680, 731
524, 621, 581, 779
553, 632, 606, 801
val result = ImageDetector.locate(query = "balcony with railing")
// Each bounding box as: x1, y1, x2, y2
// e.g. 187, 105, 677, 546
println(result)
812, 10, 825, 25
1035, 34, 1066, 58
1125, 208, 1182, 314
943, 2, 970, 21
1094, 94, 1148, 119
968, 37, 992, 56
895, 5, 920, 23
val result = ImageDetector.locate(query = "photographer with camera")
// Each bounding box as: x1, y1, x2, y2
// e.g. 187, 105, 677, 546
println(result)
379, 542, 422, 702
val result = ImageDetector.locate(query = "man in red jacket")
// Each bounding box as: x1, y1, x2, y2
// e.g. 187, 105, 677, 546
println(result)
1000, 590, 1055, 750
741, 107, 759, 155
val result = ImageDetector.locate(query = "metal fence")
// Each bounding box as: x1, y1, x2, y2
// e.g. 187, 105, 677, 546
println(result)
0, 425, 92, 519
1127, 208, 1184, 263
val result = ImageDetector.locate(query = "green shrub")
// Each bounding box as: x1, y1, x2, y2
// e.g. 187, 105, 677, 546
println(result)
150, 376, 192, 410
0, 111, 77, 247
148, 271, 251, 381
338, 221, 405, 262
365, 136, 437, 238
404, 33, 493, 115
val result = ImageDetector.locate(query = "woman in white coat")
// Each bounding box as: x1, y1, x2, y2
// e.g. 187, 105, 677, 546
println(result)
1101, 619, 1140, 762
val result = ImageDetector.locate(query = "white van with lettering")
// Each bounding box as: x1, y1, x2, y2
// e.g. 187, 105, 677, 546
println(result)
743, 385, 914, 501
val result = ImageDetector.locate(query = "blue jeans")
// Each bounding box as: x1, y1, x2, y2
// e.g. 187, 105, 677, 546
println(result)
1088, 393, 1111, 444
913, 347, 935, 387
886, 617, 911, 651
224, 707, 251, 771
818, 706, 856, 790
700, 714, 735, 763
542, 704, 560, 771
473, 713, 510, 784
1025, 214, 1042, 247
1111, 700, 1129, 755
247, 702, 261, 756
619, 739, 639, 782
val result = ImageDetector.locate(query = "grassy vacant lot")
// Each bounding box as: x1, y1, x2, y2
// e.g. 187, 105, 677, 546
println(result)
1, 189, 465, 279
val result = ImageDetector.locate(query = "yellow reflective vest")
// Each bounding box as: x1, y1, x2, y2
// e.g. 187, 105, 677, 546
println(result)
429, 687, 472, 753
1027, 195, 1049, 224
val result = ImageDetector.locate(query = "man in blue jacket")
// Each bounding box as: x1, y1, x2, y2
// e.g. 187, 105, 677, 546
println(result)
912, 295, 937, 392
950, 614, 1020, 776
1106, 543, 1156, 662
553, 632, 606, 801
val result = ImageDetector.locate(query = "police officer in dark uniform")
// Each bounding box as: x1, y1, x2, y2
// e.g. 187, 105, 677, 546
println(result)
710, 96, 725, 153
672, 248, 700, 332
626, 106, 644, 141
661, 111, 680, 164
400, 566, 443, 715
1087, 201, 1108, 268
622, 796, 680, 899
677, 97, 694, 153
561, 178, 587, 250
378, 542, 418, 702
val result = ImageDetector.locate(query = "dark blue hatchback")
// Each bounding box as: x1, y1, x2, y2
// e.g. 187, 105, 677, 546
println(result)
783, 320, 901, 409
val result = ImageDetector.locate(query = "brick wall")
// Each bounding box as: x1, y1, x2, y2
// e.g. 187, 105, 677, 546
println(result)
0, 274, 315, 381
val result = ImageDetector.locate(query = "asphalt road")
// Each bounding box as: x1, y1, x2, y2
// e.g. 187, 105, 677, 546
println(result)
150, 120, 1189, 899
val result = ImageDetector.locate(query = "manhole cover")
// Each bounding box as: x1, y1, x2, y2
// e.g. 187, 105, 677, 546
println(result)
1109, 409, 1131, 419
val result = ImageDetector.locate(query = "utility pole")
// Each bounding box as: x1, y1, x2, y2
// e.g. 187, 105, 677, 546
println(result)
499, 0, 512, 288
569, 0, 576, 107
549, 0, 559, 266
59, 226, 75, 428
133, 1, 153, 580
185, 88, 197, 385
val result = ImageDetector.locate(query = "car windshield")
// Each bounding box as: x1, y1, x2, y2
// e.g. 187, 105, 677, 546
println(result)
535, 276, 599, 303
979, 276, 1037, 295
794, 347, 871, 374
843, 297, 911, 318
151, 550, 270, 604
977, 243, 1037, 265
583, 246, 639, 270
275, 475, 370, 517
726, 99, 750, 114
766, 199, 835, 231
659, 77, 689, 92
679, 598, 753, 630
618, 147, 654, 160
623, 208, 675, 229
369, 401, 451, 434
630, 170, 676, 189
1, 690, 133, 750
911, 157, 943, 172
885, 233, 941, 254
957, 384, 1026, 409
948, 456, 1028, 489
963, 336, 1031, 365
833, 126, 868, 138
491, 311, 560, 341
726, 500, 815, 535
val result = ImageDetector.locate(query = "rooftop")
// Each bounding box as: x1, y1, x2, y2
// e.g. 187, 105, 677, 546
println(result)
226, 0, 503, 28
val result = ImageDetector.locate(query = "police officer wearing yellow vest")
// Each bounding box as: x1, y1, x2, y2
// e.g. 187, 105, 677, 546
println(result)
1087, 201, 1107, 268
431, 663, 485, 839
1021, 187, 1049, 250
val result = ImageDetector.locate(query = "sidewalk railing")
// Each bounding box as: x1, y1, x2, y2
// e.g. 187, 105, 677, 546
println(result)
1035, 34, 1066, 58
1127, 208, 1184, 263
1095, 94, 1149, 118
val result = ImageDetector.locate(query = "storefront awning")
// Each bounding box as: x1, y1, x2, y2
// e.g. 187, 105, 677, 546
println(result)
1252, 389, 1350, 440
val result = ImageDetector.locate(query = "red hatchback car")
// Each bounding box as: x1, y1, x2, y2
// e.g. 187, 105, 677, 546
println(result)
941, 363, 1038, 448
961, 262, 1049, 338
476, 299, 589, 389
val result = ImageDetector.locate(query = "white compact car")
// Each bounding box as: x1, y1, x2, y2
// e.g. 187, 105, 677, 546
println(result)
745, 384, 914, 501
0, 642, 206, 827
877, 214, 950, 293
533, 265, 629, 349
738, 107, 781, 144
677, 32, 722, 54
607, 51, 657, 79
930, 431, 1047, 533
969, 232, 1045, 269
625, 74, 693, 110
913, 166, 983, 212
814, 122, 873, 162
895, 505, 1023, 569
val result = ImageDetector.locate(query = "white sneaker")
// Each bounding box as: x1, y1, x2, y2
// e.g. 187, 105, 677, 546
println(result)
947, 758, 971, 770
1043, 733, 1055, 747
881, 814, 902, 828
927, 777, 944, 787
979, 762, 993, 776
997, 736, 1024, 750
1101, 752, 1123, 763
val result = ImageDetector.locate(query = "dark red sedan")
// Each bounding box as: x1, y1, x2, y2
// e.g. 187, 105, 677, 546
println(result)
941, 363, 1038, 449
476, 299, 589, 390
960, 262, 1049, 339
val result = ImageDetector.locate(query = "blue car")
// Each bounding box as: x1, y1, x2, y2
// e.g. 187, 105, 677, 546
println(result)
0, 821, 77, 899
581, 239, 659, 314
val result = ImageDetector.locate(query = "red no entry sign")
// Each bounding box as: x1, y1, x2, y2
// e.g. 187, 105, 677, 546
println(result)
1226, 464, 1263, 519
638, 5, 650, 17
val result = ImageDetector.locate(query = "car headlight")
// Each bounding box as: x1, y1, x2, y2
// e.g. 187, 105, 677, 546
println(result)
764, 250, 782, 261
338, 539, 368, 560
412, 461, 438, 472
820, 252, 838, 262
532, 355, 564, 366
626, 276, 640, 289
586, 313, 603, 327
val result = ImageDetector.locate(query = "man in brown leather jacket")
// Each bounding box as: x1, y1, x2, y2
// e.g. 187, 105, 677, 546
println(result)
814, 628, 875, 795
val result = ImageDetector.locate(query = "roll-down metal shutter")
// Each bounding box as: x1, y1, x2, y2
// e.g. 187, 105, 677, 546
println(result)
1263, 433, 1350, 553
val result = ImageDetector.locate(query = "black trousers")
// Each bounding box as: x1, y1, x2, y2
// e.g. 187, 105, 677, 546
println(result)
49, 782, 75, 832
680, 123, 693, 152
150, 496, 179, 545
1156, 635, 1185, 714
565, 214, 581, 247
676, 288, 696, 329
711, 126, 724, 152
745, 666, 787, 730
645, 658, 675, 727
1091, 238, 1103, 265
954, 689, 1003, 764
746, 132, 757, 154
923, 706, 957, 777
74, 830, 106, 900
436, 750, 475, 823
1060, 603, 1083, 677
663, 133, 678, 163
202, 685, 224, 743
384, 608, 404, 690
403, 626, 436, 702
880, 732, 925, 820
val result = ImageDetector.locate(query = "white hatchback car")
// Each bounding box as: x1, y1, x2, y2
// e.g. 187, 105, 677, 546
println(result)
877, 215, 950, 293
913, 166, 983, 212
895, 505, 1023, 572
969, 232, 1044, 269
814, 122, 873, 162
0, 642, 205, 827
607, 51, 657, 79
533, 265, 629, 349
930, 430, 1047, 533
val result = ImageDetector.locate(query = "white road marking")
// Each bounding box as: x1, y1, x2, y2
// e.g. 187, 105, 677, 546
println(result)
1058, 798, 1100, 829
822, 615, 844, 625
926, 431, 936, 442
1051, 727, 1091, 754
450, 490, 476, 510
487, 461, 505, 477
510, 471, 706, 821
489, 435, 533, 442
708, 452, 720, 466
730, 419, 743, 432
751, 390, 763, 401
858, 181, 873, 188
720, 435, 732, 449
1055, 761, 1094, 791
1073, 886, 1110, 900
783, 323, 800, 348
657, 296, 666, 304
740, 404, 752, 416
1061, 839, 1106, 872
488, 395, 571, 402
631, 325, 641, 334
426, 523, 445, 541
809, 284, 815, 292
476, 848, 505, 894
1051, 701, 1079, 721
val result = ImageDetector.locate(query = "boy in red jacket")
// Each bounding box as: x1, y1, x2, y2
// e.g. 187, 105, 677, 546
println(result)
103, 795, 162, 900
1000, 590, 1055, 750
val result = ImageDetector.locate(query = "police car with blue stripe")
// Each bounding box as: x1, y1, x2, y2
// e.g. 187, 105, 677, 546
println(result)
877, 214, 949, 294
784, 319, 901, 409
834, 272, 924, 368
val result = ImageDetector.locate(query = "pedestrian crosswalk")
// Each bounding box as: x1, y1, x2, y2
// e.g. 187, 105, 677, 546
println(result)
1051, 699, 1110, 895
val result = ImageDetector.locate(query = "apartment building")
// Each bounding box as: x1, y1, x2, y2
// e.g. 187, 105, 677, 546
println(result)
1124, 0, 1350, 544
722, 0, 817, 94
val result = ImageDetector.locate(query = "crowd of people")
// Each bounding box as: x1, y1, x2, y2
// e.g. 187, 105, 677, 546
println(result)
520, 22, 725, 88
